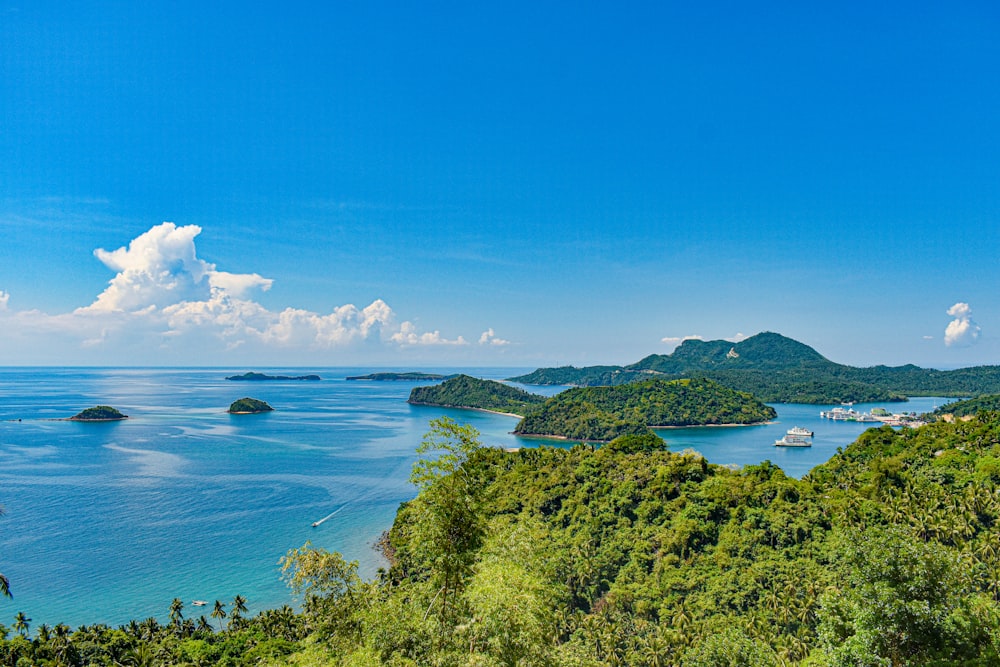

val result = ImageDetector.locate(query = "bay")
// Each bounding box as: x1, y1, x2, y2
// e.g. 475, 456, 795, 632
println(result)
0, 368, 949, 628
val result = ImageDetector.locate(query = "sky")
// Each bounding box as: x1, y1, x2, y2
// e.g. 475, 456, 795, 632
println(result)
1, 2, 998, 368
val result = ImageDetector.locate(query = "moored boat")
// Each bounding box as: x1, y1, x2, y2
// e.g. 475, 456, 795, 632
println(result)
775, 434, 812, 447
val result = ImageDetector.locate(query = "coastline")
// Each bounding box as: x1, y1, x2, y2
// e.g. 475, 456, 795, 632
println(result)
407, 401, 525, 419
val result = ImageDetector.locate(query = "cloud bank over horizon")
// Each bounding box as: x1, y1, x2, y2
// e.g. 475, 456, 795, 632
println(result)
0, 223, 509, 364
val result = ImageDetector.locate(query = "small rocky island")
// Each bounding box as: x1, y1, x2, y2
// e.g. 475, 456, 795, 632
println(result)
226, 372, 321, 382
228, 397, 274, 414
69, 406, 128, 421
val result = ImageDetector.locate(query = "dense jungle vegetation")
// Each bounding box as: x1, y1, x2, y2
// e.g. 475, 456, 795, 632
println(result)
7, 413, 1000, 665
408, 375, 546, 415
513, 378, 776, 441
509, 331, 1000, 404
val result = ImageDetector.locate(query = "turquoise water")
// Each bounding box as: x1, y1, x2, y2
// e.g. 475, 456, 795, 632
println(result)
0, 368, 948, 628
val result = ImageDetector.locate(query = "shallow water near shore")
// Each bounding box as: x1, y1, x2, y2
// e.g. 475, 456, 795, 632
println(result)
0, 368, 948, 627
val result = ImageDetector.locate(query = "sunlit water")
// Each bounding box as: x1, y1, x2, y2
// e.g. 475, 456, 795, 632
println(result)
0, 368, 949, 627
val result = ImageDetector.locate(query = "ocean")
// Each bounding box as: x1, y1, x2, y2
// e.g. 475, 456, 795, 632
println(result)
0, 368, 948, 628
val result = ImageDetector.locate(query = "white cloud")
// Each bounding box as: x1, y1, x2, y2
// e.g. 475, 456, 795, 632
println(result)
725, 332, 749, 343
661, 334, 704, 346
478, 328, 510, 346
944, 302, 981, 347
0, 223, 476, 362
391, 322, 468, 346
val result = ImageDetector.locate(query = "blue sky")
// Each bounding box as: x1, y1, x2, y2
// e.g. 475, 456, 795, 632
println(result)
1, 2, 998, 368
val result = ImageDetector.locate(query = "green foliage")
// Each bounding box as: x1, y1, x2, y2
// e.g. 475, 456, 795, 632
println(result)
510, 331, 1000, 403
933, 394, 1000, 419
407, 374, 546, 415
17, 414, 1000, 665
70, 405, 127, 420
514, 377, 776, 441
227, 397, 273, 414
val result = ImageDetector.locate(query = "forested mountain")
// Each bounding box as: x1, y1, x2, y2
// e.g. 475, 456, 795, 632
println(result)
509, 331, 1000, 403
513, 377, 776, 441
7, 415, 1000, 664
407, 374, 546, 415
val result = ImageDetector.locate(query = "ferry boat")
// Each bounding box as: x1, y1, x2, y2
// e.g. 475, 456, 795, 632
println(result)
775, 433, 812, 447
774, 427, 813, 447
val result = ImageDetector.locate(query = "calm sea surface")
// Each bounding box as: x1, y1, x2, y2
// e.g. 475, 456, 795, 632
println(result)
0, 368, 949, 628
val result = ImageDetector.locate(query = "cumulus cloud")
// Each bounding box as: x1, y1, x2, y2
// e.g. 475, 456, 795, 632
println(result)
661, 334, 704, 346
725, 332, 749, 343
478, 328, 510, 346
391, 322, 468, 346
0, 223, 476, 362
944, 302, 981, 347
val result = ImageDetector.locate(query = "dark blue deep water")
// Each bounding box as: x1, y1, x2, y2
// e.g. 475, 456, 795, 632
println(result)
0, 368, 947, 627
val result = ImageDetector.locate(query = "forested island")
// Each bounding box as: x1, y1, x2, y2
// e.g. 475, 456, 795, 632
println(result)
226, 372, 321, 382
514, 377, 776, 441
509, 331, 1000, 403
349, 372, 453, 382
68, 406, 128, 421
407, 374, 546, 415
227, 398, 273, 414
9, 413, 1000, 664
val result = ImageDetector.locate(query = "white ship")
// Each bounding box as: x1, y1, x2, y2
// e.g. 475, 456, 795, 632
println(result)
774, 427, 813, 447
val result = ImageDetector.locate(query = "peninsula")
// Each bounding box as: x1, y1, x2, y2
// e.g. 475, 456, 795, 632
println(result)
514, 377, 776, 442
68, 405, 128, 421
408, 375, 546, 416
227, 397, 274, 414
226, 372, 321, 382
509, 331, 1000, 404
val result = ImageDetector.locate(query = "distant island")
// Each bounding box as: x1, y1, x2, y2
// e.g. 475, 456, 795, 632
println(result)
514, 377, 776, 442
226, 372, 321, 382
228, 397, 274, 414
69, 405, 128, 421
509, 331, 1000, 404
348, 372, 454, 381
408, 375, 546, 416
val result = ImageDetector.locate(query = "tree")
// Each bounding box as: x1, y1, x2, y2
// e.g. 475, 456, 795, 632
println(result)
817, 525, 1000, 666
230, 594, 248, 628
210, 600, 226, 631
169, 598, 184, 629
407, 417, 487, 623
12, 611, 30, 637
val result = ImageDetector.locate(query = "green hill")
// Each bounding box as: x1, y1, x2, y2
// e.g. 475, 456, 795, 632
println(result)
513, 377, 776, 441
227, 397, 273, 414
69, 405, 128, 421
509, 331, 1000, 403
408, 374, 547, 416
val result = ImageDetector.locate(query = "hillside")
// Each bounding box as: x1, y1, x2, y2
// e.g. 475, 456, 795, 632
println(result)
8, 415, 1000, 664
931, 393, 1000, 419
513, 377, 776, 441
407, 374, 546, 416
509, 331, 1000, 403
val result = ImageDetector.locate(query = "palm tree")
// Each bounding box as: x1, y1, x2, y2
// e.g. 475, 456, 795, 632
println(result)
211, 600, 227, 631
231, 594, 248, 617
168, 598, 184, 627
12, 611, 30, 637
